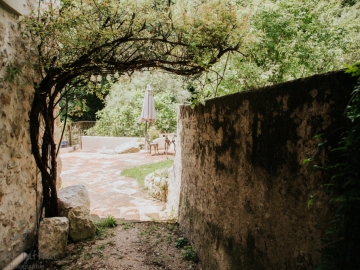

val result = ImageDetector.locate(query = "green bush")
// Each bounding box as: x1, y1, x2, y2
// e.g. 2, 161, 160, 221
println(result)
89, 72, 190, 137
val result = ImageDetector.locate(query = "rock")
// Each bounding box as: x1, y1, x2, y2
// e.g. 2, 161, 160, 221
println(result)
68, 208, 96, 242
54, 260, 71, 267
144, 168, 169, 201
57, 185, 95, 242
57, 184, 90, 217
38, 217, 69, 260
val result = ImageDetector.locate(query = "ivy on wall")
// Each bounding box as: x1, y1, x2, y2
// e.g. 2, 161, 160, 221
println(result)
316, 63, 360, 270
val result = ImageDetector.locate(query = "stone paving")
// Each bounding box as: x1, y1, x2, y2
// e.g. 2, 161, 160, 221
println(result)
60, 150, 174, 221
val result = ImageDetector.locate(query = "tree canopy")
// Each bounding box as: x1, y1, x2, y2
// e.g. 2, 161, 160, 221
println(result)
184, 0, 360, 101
92, 0, 360, 134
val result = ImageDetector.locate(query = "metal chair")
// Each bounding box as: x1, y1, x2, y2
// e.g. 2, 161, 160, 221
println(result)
164, 134, 176, 156
145, 133, 159, 155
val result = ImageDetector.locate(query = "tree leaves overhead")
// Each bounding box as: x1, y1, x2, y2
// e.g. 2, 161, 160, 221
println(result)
23, 0, 248, 79
186, 0, 360, 101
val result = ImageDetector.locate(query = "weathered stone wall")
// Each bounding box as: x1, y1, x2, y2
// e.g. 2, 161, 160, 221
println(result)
0, 2, 42, 268
178, 71, 358, 269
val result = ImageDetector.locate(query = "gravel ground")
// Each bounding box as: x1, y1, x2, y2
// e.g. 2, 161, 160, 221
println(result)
24, 221, 199, 270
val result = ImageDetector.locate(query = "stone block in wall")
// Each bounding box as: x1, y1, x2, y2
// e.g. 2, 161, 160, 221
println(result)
38, 217, 69, 260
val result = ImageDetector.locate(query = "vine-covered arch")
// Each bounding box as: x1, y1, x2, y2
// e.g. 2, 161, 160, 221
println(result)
24, 0, 248, 217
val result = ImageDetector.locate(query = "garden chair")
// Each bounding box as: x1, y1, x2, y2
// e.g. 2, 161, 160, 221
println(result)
164, 134, 177, 156
145, 133, 159, 155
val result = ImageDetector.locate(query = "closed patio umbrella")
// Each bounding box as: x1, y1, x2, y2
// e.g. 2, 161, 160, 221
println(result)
139, 84, 156, 145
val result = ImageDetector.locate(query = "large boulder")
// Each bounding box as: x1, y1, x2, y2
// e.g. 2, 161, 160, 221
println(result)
57, 184, 90, 217
144, 168, 169, 201
57, 185, 95, 242
38, 217, 69, 259
68, 208, 96, 242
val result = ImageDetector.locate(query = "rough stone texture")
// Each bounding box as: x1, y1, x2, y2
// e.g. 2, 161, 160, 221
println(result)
177, 71, 358, 270
165, 133, 181, 219
57, 184, 95, 242
68, 208, 96, 242
38, 217, 69, 260
57, 184, 91, 217
0, 2, 42, 268
56, 156, 63, 191
144, 168, 169, 201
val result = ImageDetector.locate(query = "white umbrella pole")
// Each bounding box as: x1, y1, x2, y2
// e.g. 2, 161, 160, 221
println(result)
145, 120, 148, 149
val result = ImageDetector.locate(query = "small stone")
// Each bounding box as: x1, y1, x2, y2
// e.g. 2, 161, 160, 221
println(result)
38, 217, 69, 260
55, 260, 70, 266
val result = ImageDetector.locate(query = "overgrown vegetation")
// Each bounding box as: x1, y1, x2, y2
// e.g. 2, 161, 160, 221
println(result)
121, 159, 174, 187
185, 0, 360, 103
91, 0, 360, 132
315, 63, 360, 270
87, 72, 190, 136
175, 237, 199, 262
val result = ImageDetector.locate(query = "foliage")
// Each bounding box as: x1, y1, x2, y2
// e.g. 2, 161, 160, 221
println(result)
120, 159, 174, 187
148, 126, 161, 141
59, 79, 110, 122
94, 215, 118, 237
23, 0, 246, 76
316, 63, 360, 270
174, 236, 198, 262
345, 62, 360, 78
121, 222, 131, 230
90, 71, 190, 136
182, 246, 199, 262
175, 237, 187, 248
187, 0, 360, 102
4, 64, 23, 83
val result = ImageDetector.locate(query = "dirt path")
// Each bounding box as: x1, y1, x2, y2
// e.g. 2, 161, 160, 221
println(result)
26, 221, 199, 270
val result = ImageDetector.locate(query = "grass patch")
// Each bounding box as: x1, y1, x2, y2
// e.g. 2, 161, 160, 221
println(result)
94, 215, 118, 237
120, 159, 174, 187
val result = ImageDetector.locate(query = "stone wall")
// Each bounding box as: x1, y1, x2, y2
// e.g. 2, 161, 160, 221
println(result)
177, 71, 358, 269
0, 2, 42, 268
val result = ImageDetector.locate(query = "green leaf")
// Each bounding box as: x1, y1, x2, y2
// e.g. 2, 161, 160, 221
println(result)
307, 195, 314, 208
314, 133, 325, 139
302, 158, 313, 165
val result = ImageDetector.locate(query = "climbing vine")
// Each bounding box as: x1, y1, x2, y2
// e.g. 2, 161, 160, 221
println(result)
316, 63, 360, 270
22, 0, 248, 217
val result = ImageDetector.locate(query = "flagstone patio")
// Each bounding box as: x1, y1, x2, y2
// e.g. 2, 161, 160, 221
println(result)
60, 150, 174, 221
